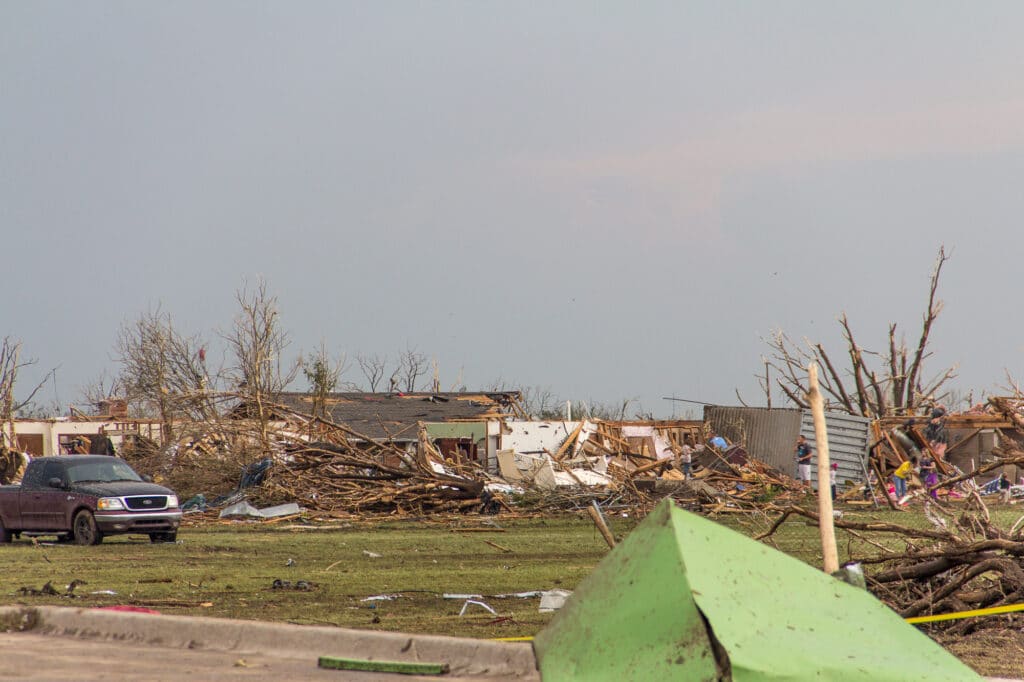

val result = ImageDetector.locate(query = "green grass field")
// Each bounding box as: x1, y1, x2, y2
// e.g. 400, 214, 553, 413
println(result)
2, 501, 1022, 670
0, 514, 635, 639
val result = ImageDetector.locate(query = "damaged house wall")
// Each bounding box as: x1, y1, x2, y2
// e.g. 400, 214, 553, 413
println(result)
705, 407, 804, 473
501, 421, 581, 458
423, 421, 497, 471
496, 421, 607, 489
3, 419, 163, 456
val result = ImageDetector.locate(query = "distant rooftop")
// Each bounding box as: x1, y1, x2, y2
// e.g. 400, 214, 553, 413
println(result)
240, 391, 522, 441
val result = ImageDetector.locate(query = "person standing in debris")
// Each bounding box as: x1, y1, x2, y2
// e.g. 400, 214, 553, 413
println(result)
795, 435, 813, 490
708, 433, 728, 451
892, 457, 916, 500
919, 454, 938, 500
999, 472, 1012, 504
830, 462, 838, 500
679, 437, 694, 480
924, 406, 948, 461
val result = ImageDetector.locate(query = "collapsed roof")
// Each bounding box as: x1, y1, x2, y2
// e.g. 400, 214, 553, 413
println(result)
233, 391, 522, 441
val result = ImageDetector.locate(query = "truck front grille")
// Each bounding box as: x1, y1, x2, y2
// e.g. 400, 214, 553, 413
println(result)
124, 496, 168, 510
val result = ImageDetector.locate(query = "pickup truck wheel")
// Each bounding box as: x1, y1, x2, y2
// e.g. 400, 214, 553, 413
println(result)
0, 519, 11, 544
72, 511, 102, 546
149, 532, 177, 543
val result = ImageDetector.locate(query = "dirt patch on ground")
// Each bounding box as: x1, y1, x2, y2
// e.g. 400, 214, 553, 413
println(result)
932, 627, 1024, 677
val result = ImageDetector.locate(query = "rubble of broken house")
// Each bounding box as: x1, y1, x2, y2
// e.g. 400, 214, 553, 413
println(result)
101, 391, 816, 520
13, 390, 1024, 524
144, 391, 1024, 645
752, 397, 1024, 640
13, 388, 1024, 654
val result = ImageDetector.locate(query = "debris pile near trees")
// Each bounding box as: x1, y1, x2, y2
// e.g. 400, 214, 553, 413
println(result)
672, 452, 810, 513
254, 438, 487, 516
161, 411, 493, 517
153, 403, 813, 519
865, 397, 1024, 507
760, 452, 1024, 640
202, 393, 1024, 519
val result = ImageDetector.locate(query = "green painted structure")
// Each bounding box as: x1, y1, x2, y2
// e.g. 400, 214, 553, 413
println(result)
534, 499, 980, 681
423, 422, 488, 444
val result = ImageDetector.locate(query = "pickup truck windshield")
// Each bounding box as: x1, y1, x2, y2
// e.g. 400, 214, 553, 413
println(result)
65, 460, 143, 484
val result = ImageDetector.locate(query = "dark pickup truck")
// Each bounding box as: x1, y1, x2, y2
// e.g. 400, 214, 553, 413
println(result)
0, 455, 182, 545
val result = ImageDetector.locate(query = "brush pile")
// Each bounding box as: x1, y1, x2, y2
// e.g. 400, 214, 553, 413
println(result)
252, 439, 486, 515
760, 453, 1024, 637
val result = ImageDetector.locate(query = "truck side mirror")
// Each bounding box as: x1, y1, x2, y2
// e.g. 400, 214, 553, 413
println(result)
47, 477, 64, 489
142, 474, 153, 483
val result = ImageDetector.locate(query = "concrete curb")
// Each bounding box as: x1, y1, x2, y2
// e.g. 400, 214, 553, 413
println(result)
0, 606, 538, 679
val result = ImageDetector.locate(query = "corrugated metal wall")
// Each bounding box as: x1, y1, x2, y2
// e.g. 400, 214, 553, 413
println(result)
704, 407, 803, 472
799, 411, 871, 490
704, 406, 870, 488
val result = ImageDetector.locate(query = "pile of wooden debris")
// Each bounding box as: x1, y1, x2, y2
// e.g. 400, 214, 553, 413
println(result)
147, 403, 812, 518
760, 452, 1024, 638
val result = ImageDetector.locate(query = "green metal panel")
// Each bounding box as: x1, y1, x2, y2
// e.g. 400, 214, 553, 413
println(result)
317, 656, 449, 674
423, 422, 487, 443
533, 502, 723, 681
535, 500, 980, 681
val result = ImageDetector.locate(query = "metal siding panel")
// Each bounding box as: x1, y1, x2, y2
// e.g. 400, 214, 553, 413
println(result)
800, 411, 872, 489
703, 406, 872, 489
703, 407, 804, 474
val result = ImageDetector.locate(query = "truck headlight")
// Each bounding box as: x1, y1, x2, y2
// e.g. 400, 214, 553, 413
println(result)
97, 497, 125, 511
166, 495, 179, 508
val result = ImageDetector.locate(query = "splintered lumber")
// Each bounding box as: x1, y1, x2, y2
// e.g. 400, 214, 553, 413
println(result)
554, 422, 584, 461
581, 438, 617, 456
870, 458, 900, 511
808, 363, 839, 574
239, 407, 488, 515
990, 397, 1024, 431
451, 527, 507, 533
191, 395, 837, 518
873, 421, 906, 468
596, 429, 634, 452
587, 502, 617, 549
630, 458, 670, 476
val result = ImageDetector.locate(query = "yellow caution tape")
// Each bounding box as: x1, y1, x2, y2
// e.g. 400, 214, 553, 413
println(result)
491, 603, 1024, 638
905, 602, 1024, 624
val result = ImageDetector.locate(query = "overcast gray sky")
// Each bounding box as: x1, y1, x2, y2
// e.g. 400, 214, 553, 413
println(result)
4, 2, 1024, 417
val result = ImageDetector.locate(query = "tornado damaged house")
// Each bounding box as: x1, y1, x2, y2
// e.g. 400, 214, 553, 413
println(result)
10, 388, 1024, 519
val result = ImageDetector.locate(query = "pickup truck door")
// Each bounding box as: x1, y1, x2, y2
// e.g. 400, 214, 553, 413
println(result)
21, 460, 71, 530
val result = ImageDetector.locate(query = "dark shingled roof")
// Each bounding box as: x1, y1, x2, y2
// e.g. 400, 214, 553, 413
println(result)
259, 392, 520, 441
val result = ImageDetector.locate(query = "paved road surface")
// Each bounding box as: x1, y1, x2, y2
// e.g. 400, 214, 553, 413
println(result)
0, 606, 538, 682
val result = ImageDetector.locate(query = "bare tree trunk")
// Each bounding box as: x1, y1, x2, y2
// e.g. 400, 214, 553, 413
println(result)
0, 337, 56, 447
356, 354, 386, 392
223, 279, 297, 452
761, 247, 955, 418
815, 343, 854, 413
301, 341, 343, 437
397, 346, 427, 392
116, 307, 212, 441
904, 246, 948, 408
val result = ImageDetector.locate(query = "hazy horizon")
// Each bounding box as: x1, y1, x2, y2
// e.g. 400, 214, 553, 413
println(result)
5, 3, 1024, 418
